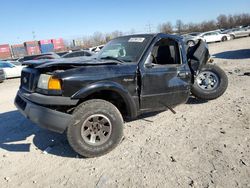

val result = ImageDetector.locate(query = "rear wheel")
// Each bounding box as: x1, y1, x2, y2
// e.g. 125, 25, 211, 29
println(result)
221, 36, 227, 42
191, 64, 228, 100
230, 34, 235, 39
67, 99, 124, 157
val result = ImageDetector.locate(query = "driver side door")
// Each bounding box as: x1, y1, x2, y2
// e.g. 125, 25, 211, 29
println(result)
139, 36, 191, 112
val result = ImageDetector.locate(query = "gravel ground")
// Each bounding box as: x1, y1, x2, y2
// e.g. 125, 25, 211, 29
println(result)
0, 37, 249, 188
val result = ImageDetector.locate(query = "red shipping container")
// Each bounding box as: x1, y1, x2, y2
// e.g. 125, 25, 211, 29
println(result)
25, 41, 38, 45
40, 39, 52, 45
0, 44, 11, 53
0, 44, 11, 59
26, 46, 41, 55
0, 52, 12, 59
52, 38, 63, 44
52, 38, 65, 51
24, 41, 41, 55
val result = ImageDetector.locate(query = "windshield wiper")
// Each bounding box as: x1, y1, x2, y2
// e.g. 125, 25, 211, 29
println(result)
100, 56, 124, 64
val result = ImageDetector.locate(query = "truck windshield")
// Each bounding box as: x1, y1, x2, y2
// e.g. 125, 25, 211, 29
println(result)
98, 35, 153, 63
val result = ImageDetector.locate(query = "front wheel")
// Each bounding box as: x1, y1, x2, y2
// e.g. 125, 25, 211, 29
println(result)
191, 64, 228, 100
67, 99, 124, 158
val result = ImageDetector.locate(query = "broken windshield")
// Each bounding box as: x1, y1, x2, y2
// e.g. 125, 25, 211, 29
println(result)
98, 35, 153, 63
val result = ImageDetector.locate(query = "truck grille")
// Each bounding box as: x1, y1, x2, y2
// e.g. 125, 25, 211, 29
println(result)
21, 68, 38, 92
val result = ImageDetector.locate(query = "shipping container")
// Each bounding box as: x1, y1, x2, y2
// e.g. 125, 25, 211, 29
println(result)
0, 52, 12, 59
26, 46, 41, 55
11, 44, 27, 58
24, 41, 41, 55
40, 43, 54, 53
0, 44, 10, 53
39, 39, 52, 45
0, 44, 12, 59
25, 41, 38, 46
52, 38, 65, 51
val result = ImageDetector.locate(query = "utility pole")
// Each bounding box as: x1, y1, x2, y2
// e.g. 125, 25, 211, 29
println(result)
145, 23, 153, 33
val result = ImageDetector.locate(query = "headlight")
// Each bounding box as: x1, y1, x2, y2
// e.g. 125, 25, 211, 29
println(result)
37, 74, 62, 90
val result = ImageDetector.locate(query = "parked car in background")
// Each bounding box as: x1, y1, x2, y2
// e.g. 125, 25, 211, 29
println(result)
61, 50, 94, 58
182, 33, 202, 46
56, 51, 68, 57
33, 53, 61, 60
8, 61, 23, 66
188, 32, 201, 36
199, 31, 230, 43
223, 27, 250, 39
88, 45, 104, 53
17, 52, 60, 62
0, 61, 24, 78
0, 68, 5, 82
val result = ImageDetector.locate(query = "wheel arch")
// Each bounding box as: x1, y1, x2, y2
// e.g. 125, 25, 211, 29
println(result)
71, 81, 138, 119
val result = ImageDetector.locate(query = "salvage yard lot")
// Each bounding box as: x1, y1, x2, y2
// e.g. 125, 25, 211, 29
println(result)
0, 38, 250, 188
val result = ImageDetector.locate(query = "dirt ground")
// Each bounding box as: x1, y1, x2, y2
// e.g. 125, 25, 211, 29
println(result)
0, 37, 249, 188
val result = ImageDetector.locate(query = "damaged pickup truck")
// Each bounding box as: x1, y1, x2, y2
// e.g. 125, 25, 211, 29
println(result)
15, 33, 228, 157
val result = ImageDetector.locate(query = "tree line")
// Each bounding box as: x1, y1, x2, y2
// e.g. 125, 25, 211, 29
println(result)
70, 13, 250, 48
159, 13, 250, 34
69, 31, 124, 48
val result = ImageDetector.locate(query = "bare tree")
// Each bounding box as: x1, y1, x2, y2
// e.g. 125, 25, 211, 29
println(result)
176, 20, 184, 34
158, 22, 173, 33
228, 14, 235, 28
200, 20, 217, 32
185, 23, 200, 33
92, 32, 105, 46
110, 30, 123, 39
240, 13, 250, 26
217, 14, 228, 29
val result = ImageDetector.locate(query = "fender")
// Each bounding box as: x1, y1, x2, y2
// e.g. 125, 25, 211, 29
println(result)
71, 81, 138, 119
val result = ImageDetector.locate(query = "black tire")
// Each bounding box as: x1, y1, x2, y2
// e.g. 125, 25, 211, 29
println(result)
230, 34, 235, 39
67, 99, 124, 158
187, 40, 195, 47
221, 36, 227, 42
191, 64, 228, 100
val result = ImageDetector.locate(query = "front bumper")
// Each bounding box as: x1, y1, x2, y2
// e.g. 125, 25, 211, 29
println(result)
14, 90, 78, 133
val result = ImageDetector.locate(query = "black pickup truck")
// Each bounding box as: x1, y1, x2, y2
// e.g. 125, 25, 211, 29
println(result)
15, 33, 228, 157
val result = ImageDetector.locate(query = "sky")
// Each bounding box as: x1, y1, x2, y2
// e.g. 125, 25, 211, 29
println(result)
1, 0, 250, 44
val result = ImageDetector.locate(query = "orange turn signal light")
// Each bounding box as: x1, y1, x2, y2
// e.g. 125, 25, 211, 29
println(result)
48, 77, 62, 90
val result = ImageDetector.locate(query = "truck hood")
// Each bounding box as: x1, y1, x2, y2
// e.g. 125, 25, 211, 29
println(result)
23, 57, 121, 69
